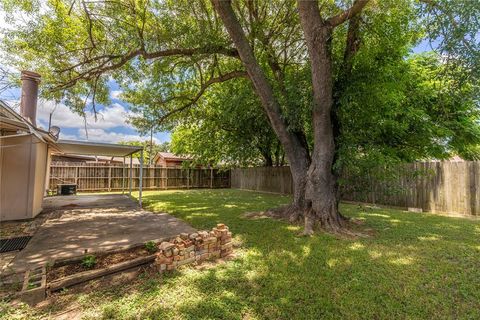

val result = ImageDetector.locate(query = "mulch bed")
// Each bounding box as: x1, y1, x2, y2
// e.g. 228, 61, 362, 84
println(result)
47, 246, 154, 282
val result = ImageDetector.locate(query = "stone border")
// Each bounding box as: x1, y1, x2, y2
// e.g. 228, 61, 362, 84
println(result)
155, 224, 233, 271
19, 266, 46, 306
48, 255, 156, 292
16, 224, 233, 306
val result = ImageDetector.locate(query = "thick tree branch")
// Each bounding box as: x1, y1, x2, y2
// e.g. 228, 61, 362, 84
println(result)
51, 46, 239, 91
82, 0, 96, 49
327, 0, 369, 27
342, 15, 361, 76
211, 0, 311, 172
157, 70, 248, 124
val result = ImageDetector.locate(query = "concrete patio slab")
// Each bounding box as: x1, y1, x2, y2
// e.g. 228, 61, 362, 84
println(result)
4, 194, 195, 274
42, 194, 138, 210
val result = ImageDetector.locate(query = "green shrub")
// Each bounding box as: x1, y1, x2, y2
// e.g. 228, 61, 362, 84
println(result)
81, 255, 97, 269
144, 241, 157, 253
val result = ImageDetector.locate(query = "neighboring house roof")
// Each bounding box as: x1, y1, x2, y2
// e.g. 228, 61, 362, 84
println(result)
56, 139, 143, 157
153, 152, 190, 163
52, 153, 98, 161
52, 153, 142, 165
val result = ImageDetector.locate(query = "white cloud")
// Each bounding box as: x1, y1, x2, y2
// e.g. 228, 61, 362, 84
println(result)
58, 132, 79, 140
3, 98, 164, 144
74, 128, 159, 144
110, 90, 123, 99
36, 100, 133, 130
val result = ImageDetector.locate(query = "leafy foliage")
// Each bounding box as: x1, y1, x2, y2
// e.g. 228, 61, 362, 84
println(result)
81, 255, 97, 269
144, 241, 157, 253
419, 0, 480, 81
171, 78, 283, 167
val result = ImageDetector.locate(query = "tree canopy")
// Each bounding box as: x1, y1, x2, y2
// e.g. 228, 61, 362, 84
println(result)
2, 0, 477, 164
1, 0, 479, 232
170, 77, 283, 167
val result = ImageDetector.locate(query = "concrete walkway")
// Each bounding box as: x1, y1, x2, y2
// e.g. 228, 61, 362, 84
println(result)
4, 194, 195, 274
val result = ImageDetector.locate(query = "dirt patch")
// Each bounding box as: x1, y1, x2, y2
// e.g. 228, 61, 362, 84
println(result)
0, 272, 24, 299
60, 204, 80, 208
242, 211, 272, 220
47, 246, 154, 282
0, 210, 62, 239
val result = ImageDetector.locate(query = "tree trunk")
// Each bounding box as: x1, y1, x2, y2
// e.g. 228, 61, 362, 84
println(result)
274, 142, 280, 167
297, 1, 347, 234
212, 0, 366, 233
263, 152, 273, 167
212, 0, 311, 222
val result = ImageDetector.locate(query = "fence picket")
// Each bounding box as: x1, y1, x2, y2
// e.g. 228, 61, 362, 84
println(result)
49, 162, 230, 192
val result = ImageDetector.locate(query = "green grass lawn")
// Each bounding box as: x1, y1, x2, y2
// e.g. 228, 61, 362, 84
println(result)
3, 189, 480, 319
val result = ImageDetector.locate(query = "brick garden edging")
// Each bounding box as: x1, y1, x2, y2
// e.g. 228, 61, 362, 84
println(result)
18, 224, 233, 306
155, 224, 233, 271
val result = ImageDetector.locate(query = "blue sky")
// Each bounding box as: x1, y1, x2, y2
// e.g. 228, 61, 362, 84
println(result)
0, 79, 171, 144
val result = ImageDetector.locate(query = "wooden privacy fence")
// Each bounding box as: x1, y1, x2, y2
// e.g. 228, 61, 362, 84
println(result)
49, 162, 230, 192
231, 162, 480, 216
231, 166, 293, 194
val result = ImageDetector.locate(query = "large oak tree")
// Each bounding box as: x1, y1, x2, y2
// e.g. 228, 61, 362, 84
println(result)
1, 0, 478, 234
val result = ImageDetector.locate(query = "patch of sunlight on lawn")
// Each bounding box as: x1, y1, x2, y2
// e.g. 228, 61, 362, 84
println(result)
327, 258, 339, 268
349, 242, 365, 251
389, 256, 415, 265
190, 212, 218, 217
359, 212, 392, 218
368, 250, 382, 259
302, 245, 311, 256
7, 189, 480, 320
418, 235, 441, 241
284, 225, 301, 232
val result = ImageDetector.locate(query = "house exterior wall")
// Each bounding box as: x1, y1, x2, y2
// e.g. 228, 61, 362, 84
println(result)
154, 156, 185, 167
0, 134, 48, 221
154, 157, 166, 167
32, 141, 48, 214
166, 159, 184, 167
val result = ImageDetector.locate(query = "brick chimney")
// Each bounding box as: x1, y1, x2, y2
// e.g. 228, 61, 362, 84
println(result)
20, 70, 41, 127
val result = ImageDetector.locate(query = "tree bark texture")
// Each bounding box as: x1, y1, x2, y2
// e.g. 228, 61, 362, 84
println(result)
213, 0, 369, 233
211, 0, 310, 218
297, 0, 347, 233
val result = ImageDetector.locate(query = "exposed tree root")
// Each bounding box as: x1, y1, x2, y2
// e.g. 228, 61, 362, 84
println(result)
264, 204, 305, 223
263, 203, 371, 239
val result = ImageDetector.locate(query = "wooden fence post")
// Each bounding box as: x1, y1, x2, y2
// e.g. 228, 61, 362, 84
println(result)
122, 157, 125, 194
108, 166, 112, 192
167, 168, 170, 189
210, 168, 213, 189
75, 166, 79, 187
